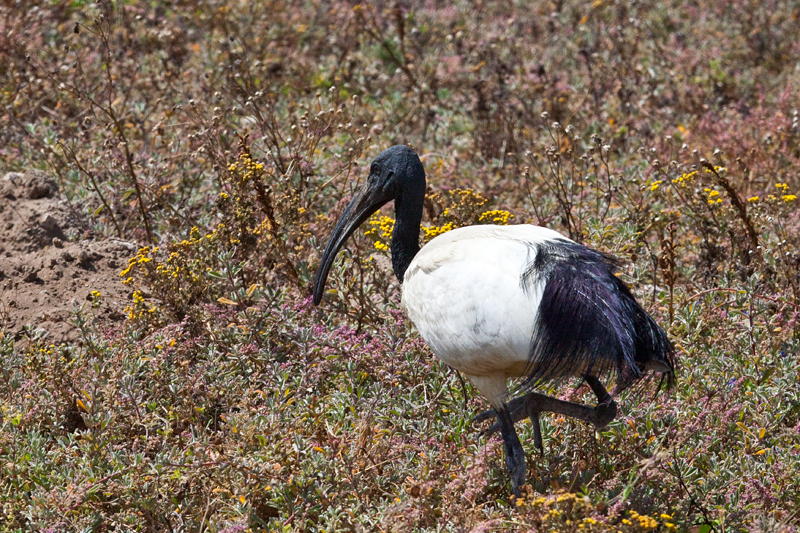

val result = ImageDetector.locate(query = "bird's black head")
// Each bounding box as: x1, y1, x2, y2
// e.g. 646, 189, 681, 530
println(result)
313, 145, 426, 305
368, 144, 426, 198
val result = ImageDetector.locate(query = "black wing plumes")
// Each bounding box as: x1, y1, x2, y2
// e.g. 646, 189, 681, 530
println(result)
519, 239, 676, 395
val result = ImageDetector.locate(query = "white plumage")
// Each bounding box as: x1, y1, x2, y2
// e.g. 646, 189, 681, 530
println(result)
402, 225, 557, 406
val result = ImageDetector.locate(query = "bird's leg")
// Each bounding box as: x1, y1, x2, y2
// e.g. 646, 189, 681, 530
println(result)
476, 386, 618, 437
584, 375, 617, 428
471, 395, 526, 425
472, 395, 543, 451
496, 404, 526, 499
528, 410, 544, 453
515, 392, 612, 428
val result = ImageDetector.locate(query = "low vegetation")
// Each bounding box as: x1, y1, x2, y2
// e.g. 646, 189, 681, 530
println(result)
1, 1, 799, 531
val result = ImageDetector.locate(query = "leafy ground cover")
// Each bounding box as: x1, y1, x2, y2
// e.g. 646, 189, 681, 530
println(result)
1, 1, 800, 531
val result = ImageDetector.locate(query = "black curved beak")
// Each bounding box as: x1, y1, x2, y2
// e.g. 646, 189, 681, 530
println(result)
313, 180, 392, 305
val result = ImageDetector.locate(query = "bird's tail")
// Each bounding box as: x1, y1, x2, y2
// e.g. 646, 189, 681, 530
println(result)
518, 240, 676, 396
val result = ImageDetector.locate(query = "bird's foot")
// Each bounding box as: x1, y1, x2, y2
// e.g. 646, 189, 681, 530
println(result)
473, 398, 543, 452
518, 391, 618, 430
473, 401, 537, 438
584, 376, 617, 429
470, 395, 527, 427
593, 400, 617, 429
473, 391, 618, 438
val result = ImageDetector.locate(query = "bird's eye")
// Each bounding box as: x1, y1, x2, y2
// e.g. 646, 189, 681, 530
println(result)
371, 163, 380, 174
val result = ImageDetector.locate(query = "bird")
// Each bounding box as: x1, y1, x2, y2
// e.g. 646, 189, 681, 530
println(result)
313, 145, 676, 498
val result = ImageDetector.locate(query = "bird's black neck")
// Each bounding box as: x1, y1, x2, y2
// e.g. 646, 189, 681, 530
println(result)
391, 190, 423, 283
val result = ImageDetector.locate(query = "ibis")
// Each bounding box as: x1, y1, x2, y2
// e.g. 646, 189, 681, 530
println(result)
313, 145, 676, 497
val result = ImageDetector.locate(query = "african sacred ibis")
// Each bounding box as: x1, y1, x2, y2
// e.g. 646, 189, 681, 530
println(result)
313, 145, 676, 497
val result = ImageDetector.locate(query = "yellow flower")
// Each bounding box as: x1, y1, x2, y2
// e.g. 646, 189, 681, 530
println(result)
650, 180, 662, 191
423, 222, 455, 239
782, 194, 796, 202
747, 196, 759, 202
704, 165, 726, 173
672, 170, 697, 187
478, 210, 513, 225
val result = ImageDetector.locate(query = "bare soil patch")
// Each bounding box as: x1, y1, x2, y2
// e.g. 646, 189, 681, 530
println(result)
0, 170, 132, 343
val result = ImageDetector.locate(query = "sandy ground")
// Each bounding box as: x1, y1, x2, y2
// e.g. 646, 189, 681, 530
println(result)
0, 170, 133, 343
